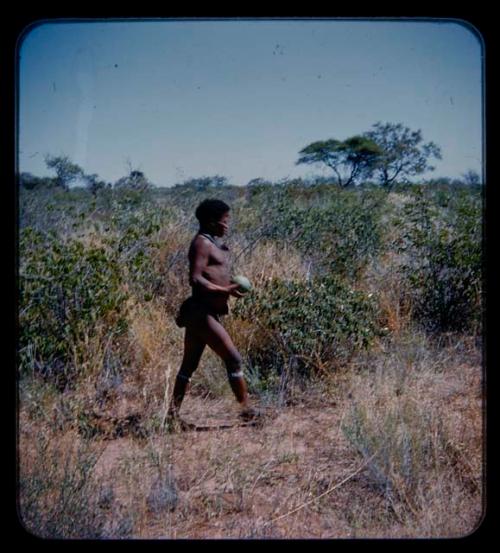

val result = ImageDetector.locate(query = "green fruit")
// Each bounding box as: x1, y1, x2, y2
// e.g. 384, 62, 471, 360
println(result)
231, 275, 252, 293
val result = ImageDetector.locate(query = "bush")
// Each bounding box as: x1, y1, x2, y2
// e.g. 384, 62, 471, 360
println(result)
19, 187, 87, 235
108, 205, 166, 299
19, 228, 128, 385
394, 186, 482, 333
233, 274, 381, 377
237, 185, 386, 280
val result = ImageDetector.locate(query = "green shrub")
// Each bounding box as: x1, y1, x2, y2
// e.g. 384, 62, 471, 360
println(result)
19, 228, 128, 384
237, 185, 386, 280
103, 200, 182, 301
233, 274, 381, 377
19, 187, 92, 236
394, 186, 482, 333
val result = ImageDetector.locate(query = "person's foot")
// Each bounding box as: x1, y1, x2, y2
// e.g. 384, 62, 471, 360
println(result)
165, 413, 195, 432
238, 406, 263, 423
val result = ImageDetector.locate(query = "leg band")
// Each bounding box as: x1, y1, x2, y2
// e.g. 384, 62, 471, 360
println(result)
229, 371, 244, 379
177, 373, 191, 382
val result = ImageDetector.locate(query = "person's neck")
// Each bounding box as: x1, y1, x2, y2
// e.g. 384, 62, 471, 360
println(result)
199, 227, 215, 238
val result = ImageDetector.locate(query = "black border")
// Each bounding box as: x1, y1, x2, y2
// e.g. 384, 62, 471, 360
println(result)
7, 12, 495, 546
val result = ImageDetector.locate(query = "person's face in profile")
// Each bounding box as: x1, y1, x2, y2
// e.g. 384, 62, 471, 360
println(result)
209, 211, 230, 237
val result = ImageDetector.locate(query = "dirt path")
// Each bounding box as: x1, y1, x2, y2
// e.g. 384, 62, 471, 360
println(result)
90, 349, 483, 539
92, 391, 382, 538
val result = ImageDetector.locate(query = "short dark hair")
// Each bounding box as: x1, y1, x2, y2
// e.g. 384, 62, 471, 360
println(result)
195, 199, 230, 226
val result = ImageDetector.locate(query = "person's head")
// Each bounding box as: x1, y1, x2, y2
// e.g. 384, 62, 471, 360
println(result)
195, 199, 230, 237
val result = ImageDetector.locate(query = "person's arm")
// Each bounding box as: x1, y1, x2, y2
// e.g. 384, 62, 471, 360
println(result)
189, 237, 241, 295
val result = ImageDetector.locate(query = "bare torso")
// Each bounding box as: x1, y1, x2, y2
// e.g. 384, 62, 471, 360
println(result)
189, 234, 231, 314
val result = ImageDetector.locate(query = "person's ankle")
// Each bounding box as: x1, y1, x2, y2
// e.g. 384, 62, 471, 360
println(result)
238, 399, 250, 412
239, 406, 261, 421
167, 408, 179, 419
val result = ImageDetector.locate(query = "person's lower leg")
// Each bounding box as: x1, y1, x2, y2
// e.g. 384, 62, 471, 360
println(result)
228, 374, 250, 408
168, 330, 205, 418
229, 374, 260, 420
226, 357, 251, 410
168, 373, 191, 417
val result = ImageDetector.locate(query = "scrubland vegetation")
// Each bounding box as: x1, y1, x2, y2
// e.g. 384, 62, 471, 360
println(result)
18, 177, 483, 538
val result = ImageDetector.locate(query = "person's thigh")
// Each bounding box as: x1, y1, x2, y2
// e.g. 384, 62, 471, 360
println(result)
195, 314, 241, 365
179, 328, 206, 377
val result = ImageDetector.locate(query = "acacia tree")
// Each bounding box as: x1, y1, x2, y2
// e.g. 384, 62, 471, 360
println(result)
363, 122, 442, 187
343, 136, 383, 185
44, 155, 84, 190
296, 136, 382, 187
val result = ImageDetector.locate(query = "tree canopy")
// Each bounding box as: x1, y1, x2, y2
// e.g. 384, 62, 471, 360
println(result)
296, 136, 382, 187
44, 155, 84, 190
363, 122, 442, 187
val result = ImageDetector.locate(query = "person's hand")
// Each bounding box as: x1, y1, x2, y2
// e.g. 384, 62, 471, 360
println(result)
227, 283, 246, 298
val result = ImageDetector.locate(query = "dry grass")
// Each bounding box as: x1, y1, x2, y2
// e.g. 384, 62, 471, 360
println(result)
366, 258, 413, 335
18, 324, 483, 539
342, 331, 483, 537
232, 240, 310, 287
153, 223, 193, 312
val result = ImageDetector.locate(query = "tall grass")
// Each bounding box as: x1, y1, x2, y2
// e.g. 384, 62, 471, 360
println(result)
341, 330, 483, 536
19, 432, 118, 538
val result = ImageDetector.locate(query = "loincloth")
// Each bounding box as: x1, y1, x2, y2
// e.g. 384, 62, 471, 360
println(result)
175, 296, 227, 328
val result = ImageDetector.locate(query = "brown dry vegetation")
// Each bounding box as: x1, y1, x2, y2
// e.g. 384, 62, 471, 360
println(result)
19, 330, 483, 539
18, 185, 484, 539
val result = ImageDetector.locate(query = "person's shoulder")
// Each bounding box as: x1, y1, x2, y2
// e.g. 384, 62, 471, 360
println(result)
191, 234, 212, 252
193, 233, 211, 244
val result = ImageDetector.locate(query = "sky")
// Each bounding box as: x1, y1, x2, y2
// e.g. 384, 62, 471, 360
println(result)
18, 18, 484, 187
